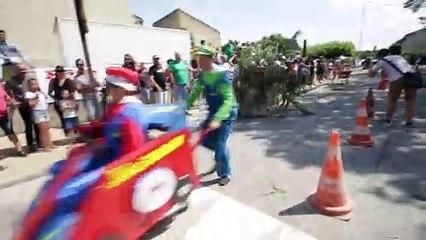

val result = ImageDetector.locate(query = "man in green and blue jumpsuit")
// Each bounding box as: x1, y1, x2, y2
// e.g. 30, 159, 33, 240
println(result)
187, 46, 238, 186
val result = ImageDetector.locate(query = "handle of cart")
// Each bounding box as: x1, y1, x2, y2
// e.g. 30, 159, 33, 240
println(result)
192, 129, 210, 151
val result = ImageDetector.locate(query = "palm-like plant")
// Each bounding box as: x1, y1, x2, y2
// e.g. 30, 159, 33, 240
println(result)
404, 0, 425, 12
403, 0, 425, 25
235, 41, 313, 117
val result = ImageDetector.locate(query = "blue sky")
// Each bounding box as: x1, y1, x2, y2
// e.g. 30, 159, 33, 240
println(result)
131, 0, 424, 50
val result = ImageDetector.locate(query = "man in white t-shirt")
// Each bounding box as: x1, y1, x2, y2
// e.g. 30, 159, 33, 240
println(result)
369, 45, 417, 127
74, 58, 101, 121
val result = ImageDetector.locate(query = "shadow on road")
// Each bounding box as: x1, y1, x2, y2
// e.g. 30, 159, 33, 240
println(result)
0, 131, 70, 161
420, 223, 426, 240
139, 203, 189, 240
278, 201, 316, 216
234, 78, 426, 207
0, 147, 17, 161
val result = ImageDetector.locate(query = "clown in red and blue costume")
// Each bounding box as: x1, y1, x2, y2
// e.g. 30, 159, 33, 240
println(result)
13, 67, 182, 240
78, 67, 149, 163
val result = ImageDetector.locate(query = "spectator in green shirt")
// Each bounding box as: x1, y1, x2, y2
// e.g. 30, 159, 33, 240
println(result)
168, 52, 189, 102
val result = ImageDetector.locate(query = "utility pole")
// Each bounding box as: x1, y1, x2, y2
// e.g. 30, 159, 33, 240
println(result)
358, 1, 400, 51
358, 1, 371, 51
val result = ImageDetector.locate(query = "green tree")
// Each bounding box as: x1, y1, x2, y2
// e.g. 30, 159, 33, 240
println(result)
357, 50, 374, 59
257, 31, 301, 55
404, 0, 425, 12
307, 41, 356, 58
404, 0, 425, 25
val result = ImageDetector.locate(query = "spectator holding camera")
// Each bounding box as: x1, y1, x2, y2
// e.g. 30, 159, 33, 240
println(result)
59, 90, 78, 137
48, 65, 76, 134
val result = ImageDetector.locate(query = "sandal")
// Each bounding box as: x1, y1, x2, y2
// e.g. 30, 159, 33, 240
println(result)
40, 148, 54, 153
15, 150, 27, 157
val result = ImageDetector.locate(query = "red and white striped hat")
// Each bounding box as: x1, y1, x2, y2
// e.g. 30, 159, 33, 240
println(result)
105, 67, 139, 91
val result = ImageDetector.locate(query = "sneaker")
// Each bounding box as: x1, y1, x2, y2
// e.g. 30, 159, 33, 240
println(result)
404, 122, 414, 128
218, 176, 231, 186
29, 145, 39, 153
15, 151, 27, 157
384, 119, 392, 127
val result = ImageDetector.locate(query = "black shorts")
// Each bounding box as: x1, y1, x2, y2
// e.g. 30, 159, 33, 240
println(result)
0, 115, 14, 136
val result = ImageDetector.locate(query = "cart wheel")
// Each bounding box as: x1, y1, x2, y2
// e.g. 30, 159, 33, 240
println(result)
174, 177, 193, 203
132, 168, 178, 214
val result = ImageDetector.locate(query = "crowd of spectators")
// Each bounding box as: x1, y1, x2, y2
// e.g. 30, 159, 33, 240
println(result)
1, 30, 238, 157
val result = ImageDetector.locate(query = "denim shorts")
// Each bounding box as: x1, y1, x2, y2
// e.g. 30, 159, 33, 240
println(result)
33, 110, 50, 124
0, 115, 14, 135
64, 117, 78, 130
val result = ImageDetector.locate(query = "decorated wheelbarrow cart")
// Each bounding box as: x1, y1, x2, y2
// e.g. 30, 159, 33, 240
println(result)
330, 65, 352, 90
337, 66, 352, 84
13, 104, 207, 240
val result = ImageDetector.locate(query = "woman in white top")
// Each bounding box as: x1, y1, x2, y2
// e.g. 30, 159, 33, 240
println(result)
25, 78, 53, 151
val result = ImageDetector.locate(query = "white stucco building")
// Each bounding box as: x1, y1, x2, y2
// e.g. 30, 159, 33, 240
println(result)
0, 0, 133, 67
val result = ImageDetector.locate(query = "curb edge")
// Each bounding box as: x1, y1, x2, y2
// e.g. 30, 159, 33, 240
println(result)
0, 171, 48, 190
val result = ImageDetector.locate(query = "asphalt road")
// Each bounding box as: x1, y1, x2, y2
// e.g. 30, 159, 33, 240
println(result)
1, 74, 426, 240
0, 176, 48, 240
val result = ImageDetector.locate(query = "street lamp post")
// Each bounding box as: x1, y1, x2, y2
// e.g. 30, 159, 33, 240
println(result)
358, 1, 401, 51
358, 1, 371, 51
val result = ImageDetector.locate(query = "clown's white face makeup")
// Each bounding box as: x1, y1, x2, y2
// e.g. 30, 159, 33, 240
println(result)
107, 83, 126, 104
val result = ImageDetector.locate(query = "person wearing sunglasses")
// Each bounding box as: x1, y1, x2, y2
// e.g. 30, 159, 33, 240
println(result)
74, 58, 101, 121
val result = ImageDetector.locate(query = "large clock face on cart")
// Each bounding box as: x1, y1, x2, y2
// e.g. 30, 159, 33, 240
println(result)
132, 168, 178, 213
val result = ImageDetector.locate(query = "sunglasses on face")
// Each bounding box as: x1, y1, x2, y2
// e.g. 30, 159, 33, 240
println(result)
107, 83, 119, 89
77, 64, 84, 67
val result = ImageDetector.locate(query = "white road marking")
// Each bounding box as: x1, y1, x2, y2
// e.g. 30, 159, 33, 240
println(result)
154, 188, 317, 240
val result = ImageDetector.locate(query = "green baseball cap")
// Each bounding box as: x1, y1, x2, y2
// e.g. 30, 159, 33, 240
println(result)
195, 46, 215, 58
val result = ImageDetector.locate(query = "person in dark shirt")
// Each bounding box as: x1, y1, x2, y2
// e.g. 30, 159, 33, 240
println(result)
316, 59, 325, 83
148, 55, 168, 104
4, 68, 40, 153
48, 65, 76, 134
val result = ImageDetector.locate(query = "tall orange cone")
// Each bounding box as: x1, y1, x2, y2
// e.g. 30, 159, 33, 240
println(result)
348, 99, 374, 147
307, 131, 353, 221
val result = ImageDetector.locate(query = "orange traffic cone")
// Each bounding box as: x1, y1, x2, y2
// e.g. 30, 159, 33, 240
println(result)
307, 131, 353, 221
347, 99, 374, 147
